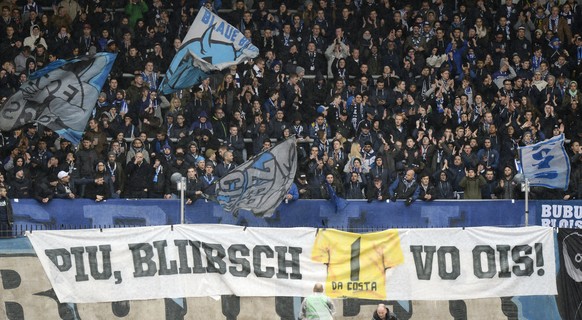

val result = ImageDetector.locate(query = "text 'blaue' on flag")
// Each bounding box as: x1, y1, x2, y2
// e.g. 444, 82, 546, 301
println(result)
518, 134, 571, 190
214, 137, 298, 217
0, 53, 116, 145
159, 7, 259, 94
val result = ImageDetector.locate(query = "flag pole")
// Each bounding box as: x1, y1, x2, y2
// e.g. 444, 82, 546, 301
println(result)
180, 177, 186, 224
524, 178, 529, 227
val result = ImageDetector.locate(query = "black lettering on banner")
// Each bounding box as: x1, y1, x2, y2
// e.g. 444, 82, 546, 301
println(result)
112, 301, 130, 317
496, 245, 511, 278
437, 246, 460, 280
512, 245, 533, 276
128, 243, 157, 277
63, 84, 80, 103
275, 297, 297, 320
154, 240, 179, 276
165, 298, 187, 320
228, 244, 251, 277
71, 247, 89, 282
1, 100, 20, 121
45, 248, 72, 272
221, 295, 241, 319
34, 288, 81, 320
202, 243, 226, 274
449, 300, 467, 319
174, 240, 192, 274
275, 246, 302, 280
253, 245, 275, 278
410, 245, 436, 280
46, 79, 61, 96
1, 269, 24, 320
473, 245, 496, 278
86, 245, 113, 280
1, 269, 20, 289
535, 243, 545, 276
21, 106, 36, 125
350, 238, 360, 281
189, 241, 206, 273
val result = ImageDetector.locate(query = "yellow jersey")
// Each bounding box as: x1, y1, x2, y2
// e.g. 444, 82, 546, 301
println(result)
311, 228, 404, 299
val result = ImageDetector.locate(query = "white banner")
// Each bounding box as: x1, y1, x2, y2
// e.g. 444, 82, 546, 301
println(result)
386, 226, 556, 300
27, 226, 556, 303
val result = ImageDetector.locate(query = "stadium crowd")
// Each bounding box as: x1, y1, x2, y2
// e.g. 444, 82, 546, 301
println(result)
0, 0, 581, 205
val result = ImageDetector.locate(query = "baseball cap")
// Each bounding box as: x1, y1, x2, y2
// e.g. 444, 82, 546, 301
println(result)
57, 171, 69, 179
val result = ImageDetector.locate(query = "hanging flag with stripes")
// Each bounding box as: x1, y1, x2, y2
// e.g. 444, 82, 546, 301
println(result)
0, 53, 116, 144
518, 134, 571, 190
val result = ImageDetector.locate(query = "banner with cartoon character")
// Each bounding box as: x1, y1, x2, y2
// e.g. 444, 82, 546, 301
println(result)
159, 7, 259, 94
27, 225, 556, 303
0, 53, 116, 144
214, 137, 297, 217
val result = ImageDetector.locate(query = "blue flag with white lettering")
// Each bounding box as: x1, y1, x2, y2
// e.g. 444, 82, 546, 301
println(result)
518, 134, 571, 190
0, 53, 116, 144
159, 7, 259, 94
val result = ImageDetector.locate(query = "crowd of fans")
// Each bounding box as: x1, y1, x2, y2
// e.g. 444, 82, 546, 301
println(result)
0, 0, 581, 205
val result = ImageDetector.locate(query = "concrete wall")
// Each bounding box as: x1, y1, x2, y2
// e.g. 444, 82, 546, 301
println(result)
0, 254, 543, 320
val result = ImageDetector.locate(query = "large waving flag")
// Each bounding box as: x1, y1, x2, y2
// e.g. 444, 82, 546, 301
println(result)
518, 134, 571, 190
0, 53, 116, 144
159, 7, 259, 94
214, 137, 297, 217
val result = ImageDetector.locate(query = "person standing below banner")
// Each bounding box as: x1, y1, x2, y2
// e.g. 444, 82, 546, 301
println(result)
0, 186, 14, 238
371, 304, 397, 320
300, 283, 336, 320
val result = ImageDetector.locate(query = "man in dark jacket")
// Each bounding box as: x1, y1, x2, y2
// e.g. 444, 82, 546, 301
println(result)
367, 175, 389, 202
148, 157, 171, 199
215, 151, 236, 178
226, 124, 245, 164
55, 171, 77, 199
33, 174, 59, 204
389, 169, 420, 205
320, 173, 345, 199
418, 174, 437, 201
296, 173, 314, 199
0, 186, 14, 238
345, 172, 366, 199
75, 136, 99, 197
372, 303, 397, 320
9, 169, 32, 199
125, 152, 151, 198
434, 169, 455, 199
184, 167, 202, 204
76, 137, 99, 178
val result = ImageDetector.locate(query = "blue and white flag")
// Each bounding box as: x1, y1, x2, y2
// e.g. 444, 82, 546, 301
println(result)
518, 134, 571, 190
0, 53, 116, 144
159, 7, 259, 94
215, 137, 297, 217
